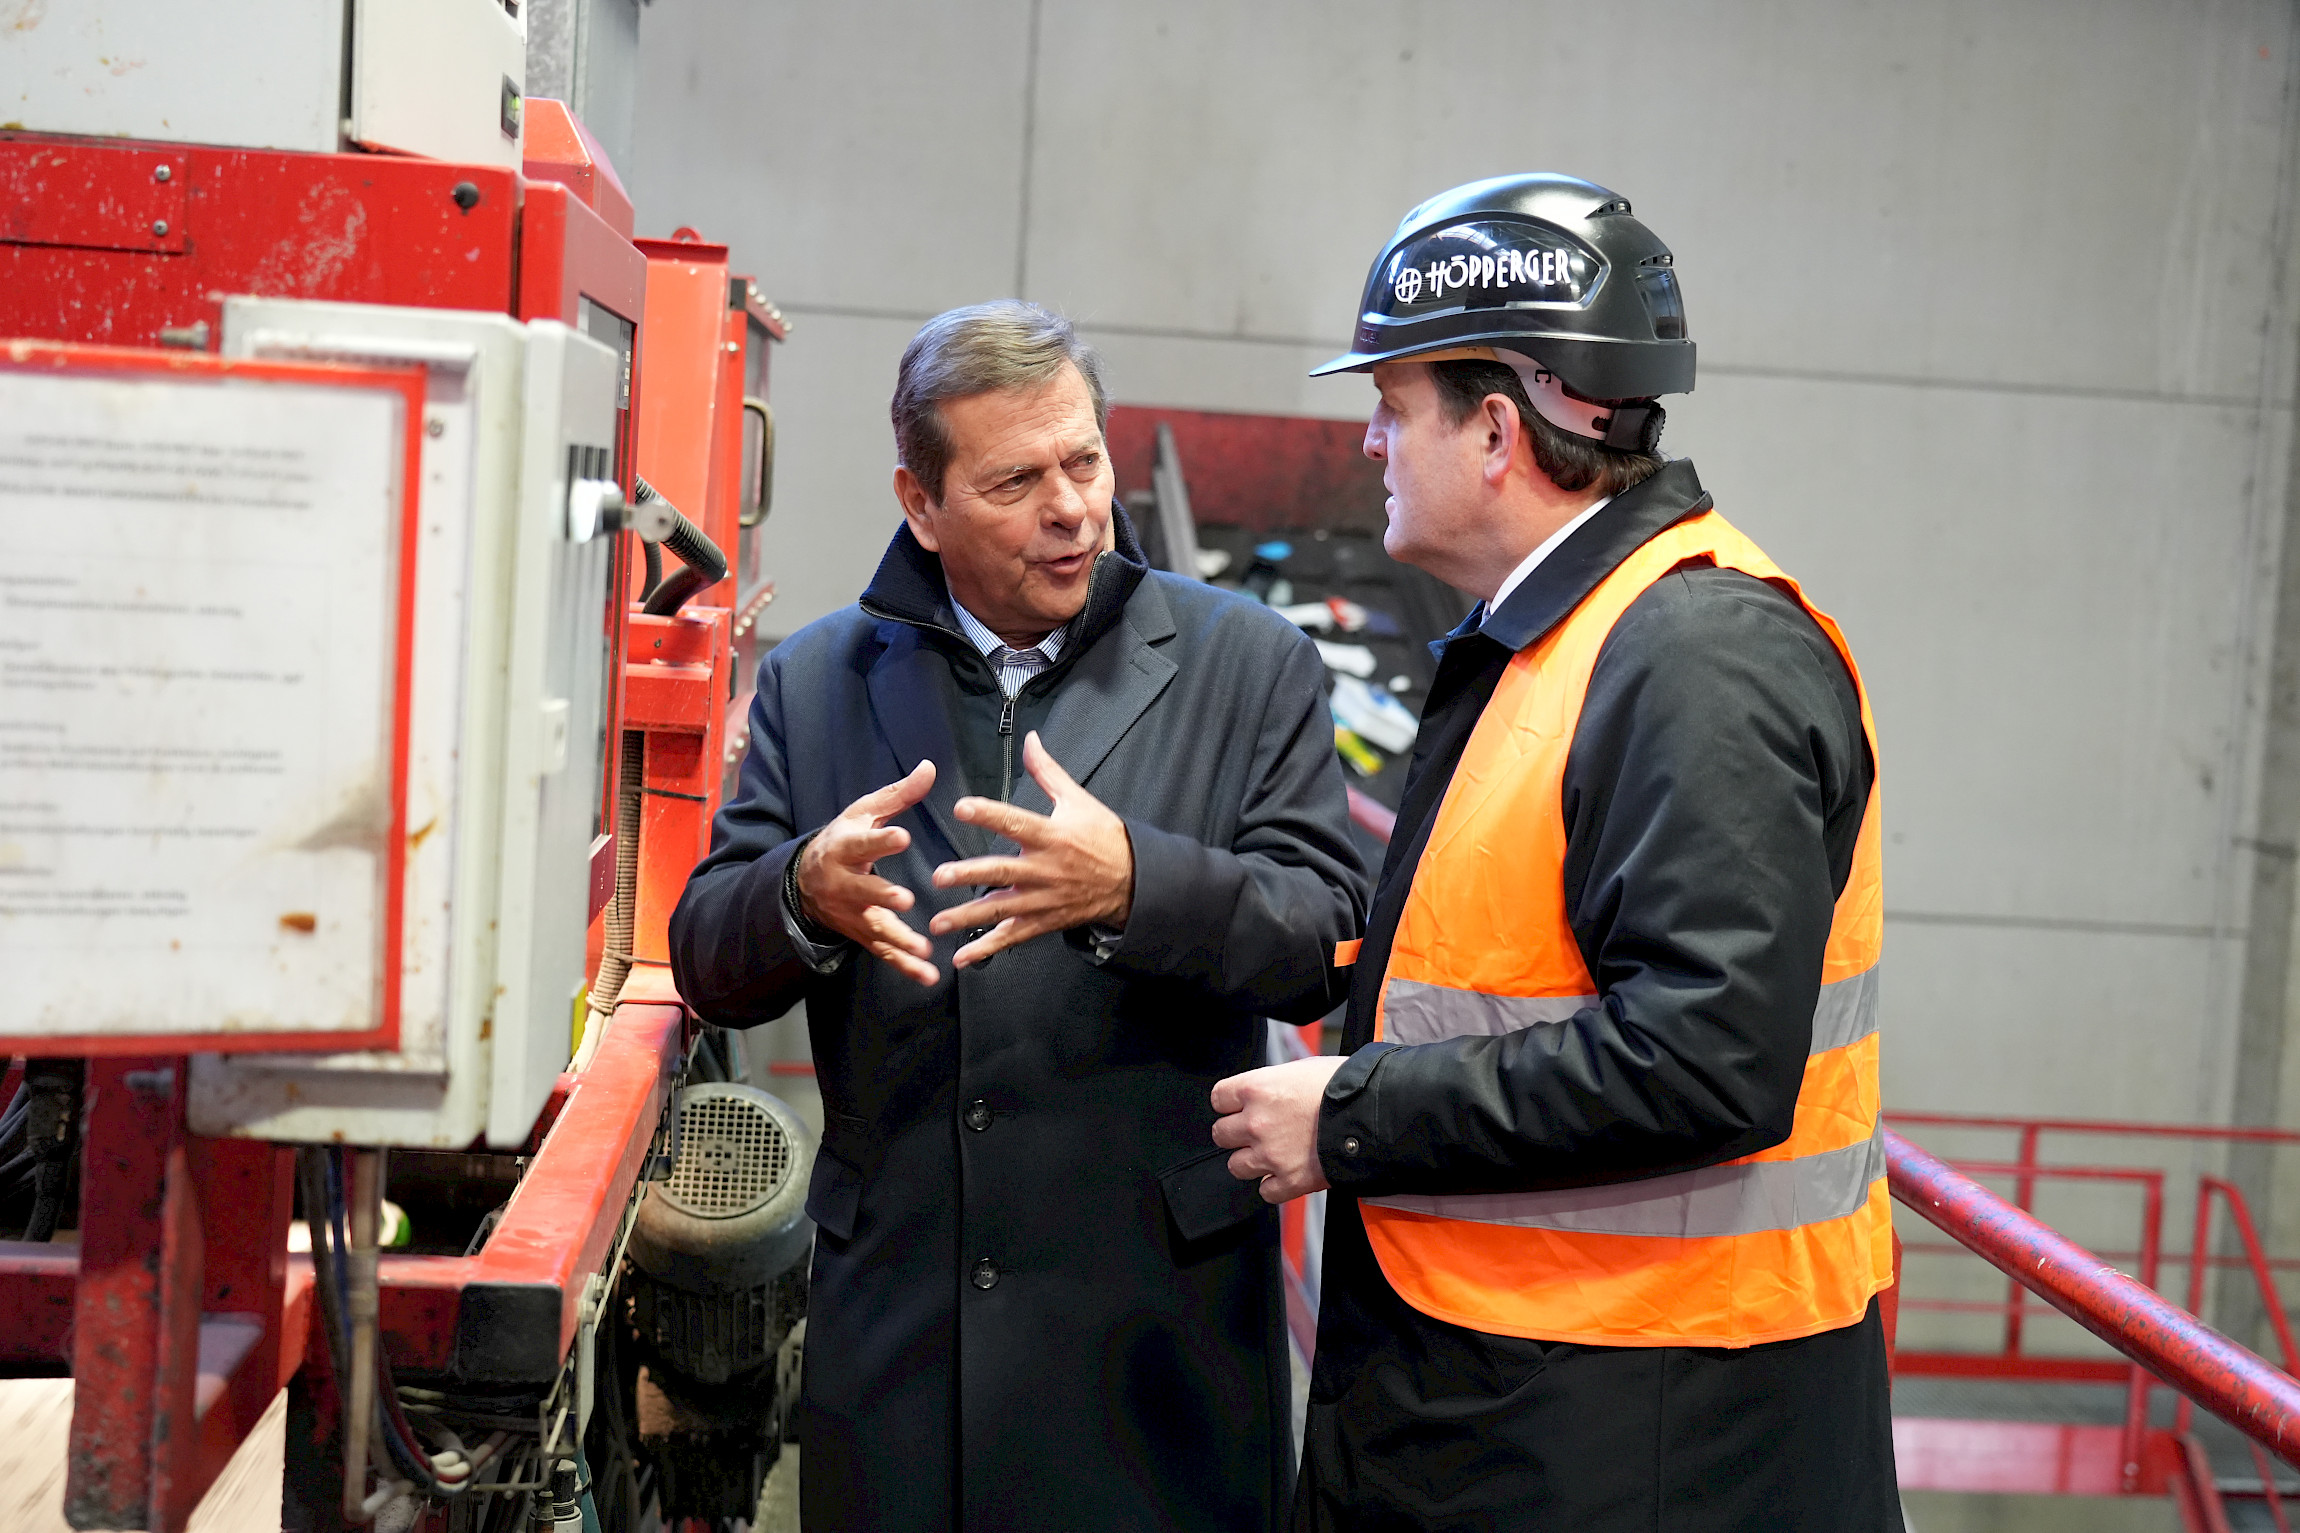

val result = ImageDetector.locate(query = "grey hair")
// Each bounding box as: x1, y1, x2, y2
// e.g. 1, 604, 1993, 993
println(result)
892, 300, 1109, 503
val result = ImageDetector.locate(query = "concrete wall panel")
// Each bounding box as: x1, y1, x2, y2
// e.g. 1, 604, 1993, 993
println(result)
1879, 921, 2219, 1120
1026, 0, 2298, 399
1669, 375, 2287, 930
626, 0, 1035, 315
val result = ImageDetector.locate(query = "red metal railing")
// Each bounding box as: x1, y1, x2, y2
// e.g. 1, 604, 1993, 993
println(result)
1887, 1125, 2300, 1528
1889, 1130, 2300, 1459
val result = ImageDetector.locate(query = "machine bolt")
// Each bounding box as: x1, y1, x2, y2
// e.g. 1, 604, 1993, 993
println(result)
426, 418, 445, 438
123, 1067, 176, 1100
451, 180, 481, 213
153, 164, 171, 182
151, 220, 168, 237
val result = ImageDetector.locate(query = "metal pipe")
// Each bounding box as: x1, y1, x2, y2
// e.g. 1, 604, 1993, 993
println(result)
342, 1149, 383, 1522
1886, 1128, 2300, 1470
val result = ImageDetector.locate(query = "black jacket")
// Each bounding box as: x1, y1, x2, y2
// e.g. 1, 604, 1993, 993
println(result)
670, 509, 1368, 1533
1301, 461, 1890, 1529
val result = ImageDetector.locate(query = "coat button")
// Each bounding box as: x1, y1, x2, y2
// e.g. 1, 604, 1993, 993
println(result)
967, 928, 995, 967
964, 1099, 994, 1132
971, 1258, 999, 1290
1342, 1136, 1362, 1155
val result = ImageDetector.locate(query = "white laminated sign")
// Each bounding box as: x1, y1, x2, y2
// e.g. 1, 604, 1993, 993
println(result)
0, 344, 423, 1050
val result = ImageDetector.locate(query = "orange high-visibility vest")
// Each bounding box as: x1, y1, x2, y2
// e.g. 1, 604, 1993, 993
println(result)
1363, 507, 1889, 1349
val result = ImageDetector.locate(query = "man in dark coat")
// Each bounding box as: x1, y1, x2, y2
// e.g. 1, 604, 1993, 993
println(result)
669, 300, 1368, 1533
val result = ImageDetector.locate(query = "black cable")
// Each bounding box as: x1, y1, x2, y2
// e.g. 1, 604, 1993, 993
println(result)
641, 540, 663, 603
298, 1151, 352, 1403
19, 1062, 78, 1242
0, 1084, 30, 1146
632, 479, 728, 618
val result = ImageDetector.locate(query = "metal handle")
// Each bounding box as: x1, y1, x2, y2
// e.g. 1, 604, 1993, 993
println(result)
740, 396, 775, 528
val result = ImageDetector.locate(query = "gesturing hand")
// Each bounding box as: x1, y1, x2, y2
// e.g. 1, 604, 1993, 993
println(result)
796, 760, 940, 986
928, 731, 1134, 970
1210, 1056, 1346, 1204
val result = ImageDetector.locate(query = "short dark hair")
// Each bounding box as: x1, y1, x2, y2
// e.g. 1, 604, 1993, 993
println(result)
892, 301, 1108, 503
1428, 358, 1664, 498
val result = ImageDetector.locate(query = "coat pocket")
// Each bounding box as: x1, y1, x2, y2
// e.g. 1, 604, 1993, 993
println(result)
805, 1145, 864, 1243
1158, 1145, 1270, 1244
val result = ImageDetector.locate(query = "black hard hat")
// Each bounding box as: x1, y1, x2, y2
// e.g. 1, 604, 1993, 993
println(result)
1312, 173, 1694, 404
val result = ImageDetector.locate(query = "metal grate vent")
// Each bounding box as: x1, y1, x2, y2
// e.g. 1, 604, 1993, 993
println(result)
662, 1090, 792, 1219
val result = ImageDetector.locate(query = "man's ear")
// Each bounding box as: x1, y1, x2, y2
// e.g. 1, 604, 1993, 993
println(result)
893, 465, 942, 552
1481, 393, 1523, 489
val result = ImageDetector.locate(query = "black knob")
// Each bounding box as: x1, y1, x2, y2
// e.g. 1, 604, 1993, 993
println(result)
451, 180, 482, 213
971, 1257, 999, 1290
964, 1099, 993, 1132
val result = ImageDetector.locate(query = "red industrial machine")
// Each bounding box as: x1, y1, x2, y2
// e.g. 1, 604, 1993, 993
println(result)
0, 90, 798, 1533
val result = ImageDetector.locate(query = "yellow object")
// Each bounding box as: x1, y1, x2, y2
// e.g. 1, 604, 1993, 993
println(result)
1362, 508, 1889, 1349
1333, 724, 1384, 778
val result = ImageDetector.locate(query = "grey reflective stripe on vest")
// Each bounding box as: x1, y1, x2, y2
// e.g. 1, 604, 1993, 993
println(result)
1365, 1124, 1885, 1239
1381, 979, 1596, 1046
1382, 965, 1879, 1057
1810, 968, 1880, 1055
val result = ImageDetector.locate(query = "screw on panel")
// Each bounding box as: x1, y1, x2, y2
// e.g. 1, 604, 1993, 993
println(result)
451, 181, 481, 213
151, 220, 168, 237
426, 418, 446, 438
153, 165, 171, 182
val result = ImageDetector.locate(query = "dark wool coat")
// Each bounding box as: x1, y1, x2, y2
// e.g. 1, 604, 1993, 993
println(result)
669, 510, 1368, 1533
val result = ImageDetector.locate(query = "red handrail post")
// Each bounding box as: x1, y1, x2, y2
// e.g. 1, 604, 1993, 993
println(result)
2006, 1122, 2042, 1358
2201, 1176, 2300, 1372
2121, 1170, 2167, 1491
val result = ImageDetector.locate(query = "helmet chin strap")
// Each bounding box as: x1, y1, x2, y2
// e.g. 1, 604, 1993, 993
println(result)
1413, 345, 1663, 452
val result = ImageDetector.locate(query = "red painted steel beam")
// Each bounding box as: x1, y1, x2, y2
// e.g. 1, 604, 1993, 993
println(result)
1892, 1350, 2133, 1384
1887, 1127, 2300, 1469
0, 1240, 77, 1364
375, 1002, 682, 1383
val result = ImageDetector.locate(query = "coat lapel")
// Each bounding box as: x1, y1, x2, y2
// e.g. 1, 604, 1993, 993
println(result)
1013, 576, 1179, 815
862, 621, 990, 862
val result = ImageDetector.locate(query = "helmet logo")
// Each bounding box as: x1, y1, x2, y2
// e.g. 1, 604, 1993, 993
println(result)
1376, 224, 1601, 320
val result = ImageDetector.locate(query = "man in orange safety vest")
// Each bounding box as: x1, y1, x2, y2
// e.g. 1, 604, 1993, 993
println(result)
1212, 174, 1899, 1530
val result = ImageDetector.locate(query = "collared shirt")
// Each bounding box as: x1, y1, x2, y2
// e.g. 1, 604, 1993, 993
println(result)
1483, 494, 1611, 625
951, 598, 1070, 699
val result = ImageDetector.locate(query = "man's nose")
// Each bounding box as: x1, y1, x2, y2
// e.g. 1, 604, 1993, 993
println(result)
1042, 469, 1090, 526
1363, 421, 1387, 462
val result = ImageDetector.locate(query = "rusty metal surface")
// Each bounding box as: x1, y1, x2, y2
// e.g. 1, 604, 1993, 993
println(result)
63, 1058, 189, 1529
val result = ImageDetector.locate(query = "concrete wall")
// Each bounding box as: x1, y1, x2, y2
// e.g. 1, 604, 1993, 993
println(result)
624, 3, 2300, 1146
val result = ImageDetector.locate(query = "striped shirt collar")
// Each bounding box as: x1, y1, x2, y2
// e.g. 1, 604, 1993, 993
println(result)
950, 598, 1069, 699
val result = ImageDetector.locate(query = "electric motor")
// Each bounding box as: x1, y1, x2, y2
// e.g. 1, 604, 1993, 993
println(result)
619, 1080, 814, 1524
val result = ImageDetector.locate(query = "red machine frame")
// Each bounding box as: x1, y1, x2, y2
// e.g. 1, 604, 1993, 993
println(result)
0, 103, 775, 1532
